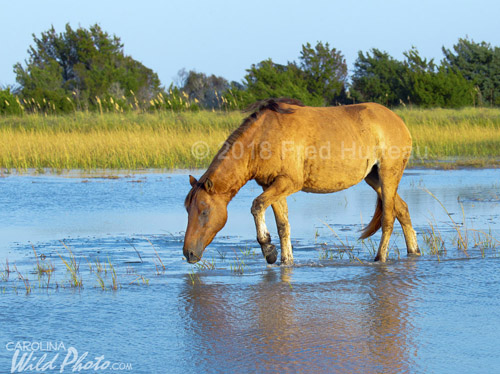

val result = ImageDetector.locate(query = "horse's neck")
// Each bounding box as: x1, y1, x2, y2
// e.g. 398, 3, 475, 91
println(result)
206, 147, 254, 201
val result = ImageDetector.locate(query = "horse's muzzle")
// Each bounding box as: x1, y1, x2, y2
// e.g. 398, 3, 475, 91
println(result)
183, 245, 203, 264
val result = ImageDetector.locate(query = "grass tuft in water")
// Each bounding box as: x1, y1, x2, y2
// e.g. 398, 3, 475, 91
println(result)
230, 249, 246, 274
58, 241, 82, 288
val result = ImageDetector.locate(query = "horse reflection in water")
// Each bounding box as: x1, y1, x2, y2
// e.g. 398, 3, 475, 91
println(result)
184, 98, 419, 265
180, 262, 419, 372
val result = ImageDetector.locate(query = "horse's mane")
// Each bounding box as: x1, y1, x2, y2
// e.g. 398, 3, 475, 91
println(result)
185, 98, 304, 208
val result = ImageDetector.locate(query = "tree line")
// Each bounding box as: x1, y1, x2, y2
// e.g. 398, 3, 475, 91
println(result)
1, 23, 499, 115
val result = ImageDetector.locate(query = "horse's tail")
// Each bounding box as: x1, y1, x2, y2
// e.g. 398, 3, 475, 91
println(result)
359, 197, 382, 239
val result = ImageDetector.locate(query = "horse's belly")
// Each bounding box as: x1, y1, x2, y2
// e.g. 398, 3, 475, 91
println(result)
301, 180, 359, 194
301, 158, 375, 194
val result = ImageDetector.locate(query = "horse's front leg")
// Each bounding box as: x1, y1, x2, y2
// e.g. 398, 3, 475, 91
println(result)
251, 176, 296, 265
271, 197, 293, 265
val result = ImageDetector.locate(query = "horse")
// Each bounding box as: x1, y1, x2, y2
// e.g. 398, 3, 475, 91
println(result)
183, 98, 419, 265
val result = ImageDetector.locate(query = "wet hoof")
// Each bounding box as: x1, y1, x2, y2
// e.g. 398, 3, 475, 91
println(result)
408, 246, 421, 256
408, 250, 421, 257
262, 244, 278, 264
374, 254, 386, 262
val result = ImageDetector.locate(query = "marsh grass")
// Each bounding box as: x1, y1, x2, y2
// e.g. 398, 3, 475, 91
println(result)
58, 241, 83, 288
146, 238, 166, 275
32, 245, 54, 277
188, 269, 199, 285
423, 188, 469, 256
108, 258, 119, 291
397, 107, 500, 166
195, 258, 216, 271
1, 259, 11, 281
231, 249, 246, 274
420, 188, 500, 258
320, 220, 363, 263
14, 265, 31, 295
1, 107, 499, 171
422, 220, 447, 258
0, 111, 242, 171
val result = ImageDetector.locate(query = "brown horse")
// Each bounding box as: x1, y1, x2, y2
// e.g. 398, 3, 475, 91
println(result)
184, 98, 419, 265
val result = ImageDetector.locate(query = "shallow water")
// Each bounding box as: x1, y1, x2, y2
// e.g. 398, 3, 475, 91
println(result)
0, 169, 499, 373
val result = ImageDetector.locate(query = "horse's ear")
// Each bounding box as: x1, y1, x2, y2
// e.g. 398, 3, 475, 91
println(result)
189, 175, 198, 187
204, 178, 214, 193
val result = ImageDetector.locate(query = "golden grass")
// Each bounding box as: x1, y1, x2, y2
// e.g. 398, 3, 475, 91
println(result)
396, 107, 500, 166
0, 111, 243, 170
0, 107, 499, 171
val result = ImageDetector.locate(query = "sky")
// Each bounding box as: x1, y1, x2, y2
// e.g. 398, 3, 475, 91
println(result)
1, 0, 499, 88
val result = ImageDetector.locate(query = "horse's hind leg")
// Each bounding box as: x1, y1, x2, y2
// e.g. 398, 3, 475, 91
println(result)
366, 162, 417, 262
271, 197, 293, 265
252, 176, 296, 265
365, 170, 419, 257
394, 195, 420, 255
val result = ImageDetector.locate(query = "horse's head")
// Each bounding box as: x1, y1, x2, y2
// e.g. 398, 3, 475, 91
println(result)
183, 175, 228, 263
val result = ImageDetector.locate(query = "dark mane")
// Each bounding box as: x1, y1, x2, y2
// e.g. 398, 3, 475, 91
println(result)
185, 98, 303, 208
212, 97, 303, 164
243, 97, 304, 116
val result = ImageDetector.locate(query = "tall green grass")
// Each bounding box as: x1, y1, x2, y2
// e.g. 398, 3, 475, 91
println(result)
0, 107, 499, 171
396, 107, 500, 166
0, 111, 243, 170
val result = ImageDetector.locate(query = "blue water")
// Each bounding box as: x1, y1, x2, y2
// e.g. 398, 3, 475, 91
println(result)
0, 169, 499, 373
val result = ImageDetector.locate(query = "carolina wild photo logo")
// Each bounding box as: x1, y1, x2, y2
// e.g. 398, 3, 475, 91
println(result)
5, 341, 133, 373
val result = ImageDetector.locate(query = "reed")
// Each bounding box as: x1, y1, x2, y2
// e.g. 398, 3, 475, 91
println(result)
15, 267, 31, 295
108, 258, 119, 291
32, 245, 54, 276
1, 107, 499, 171
1, 259, 10, 282
230, 248, 246, 274
320, 220, 363, 263
397, 107, 500, 166
146, 238, 166, 275
195, 258, 216, 270
58, 241, 83, 288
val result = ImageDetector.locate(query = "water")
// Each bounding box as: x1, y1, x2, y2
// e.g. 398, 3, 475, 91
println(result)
0, 169, 499, 373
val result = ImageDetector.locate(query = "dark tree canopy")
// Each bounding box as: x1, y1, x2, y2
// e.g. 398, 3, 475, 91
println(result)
6, 30, 500, 114
240, 58, 324, 107
351, 47, 475, 108
177, 69, 231, 109
14, 23, 161, 111
350, 49, 408, 106
442, 37, 500, 105
299, 41, 348, 105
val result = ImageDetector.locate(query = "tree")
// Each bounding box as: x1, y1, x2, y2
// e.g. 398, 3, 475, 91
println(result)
299, 42, 348, 105
442, 38, 500, 105
350, 47, 475, 108
14, 23, 161, 111
350, 49, 408, 106
403, 47, 475, 108
178, 69, 231, 109
240, 59, 323, 107
0, 88, 23, 115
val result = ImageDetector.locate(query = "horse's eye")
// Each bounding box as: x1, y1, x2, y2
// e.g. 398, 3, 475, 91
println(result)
201, 209, 209, 217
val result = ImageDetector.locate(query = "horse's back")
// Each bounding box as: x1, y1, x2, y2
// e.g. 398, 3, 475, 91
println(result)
253, 103, 412, 193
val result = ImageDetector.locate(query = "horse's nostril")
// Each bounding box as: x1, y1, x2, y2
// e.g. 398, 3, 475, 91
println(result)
189, 251, 194, 260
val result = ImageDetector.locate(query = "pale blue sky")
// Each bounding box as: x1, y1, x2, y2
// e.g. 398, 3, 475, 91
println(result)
1, 0, 499, 88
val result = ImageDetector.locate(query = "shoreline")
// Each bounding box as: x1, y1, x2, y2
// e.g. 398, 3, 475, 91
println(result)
1, 160, 499, 178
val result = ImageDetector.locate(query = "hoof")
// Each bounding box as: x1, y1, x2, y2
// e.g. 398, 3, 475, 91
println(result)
262, 244, 278, 265
408, 250, 421, 257
374, 255, 386, 262
409, 246, 421, 256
